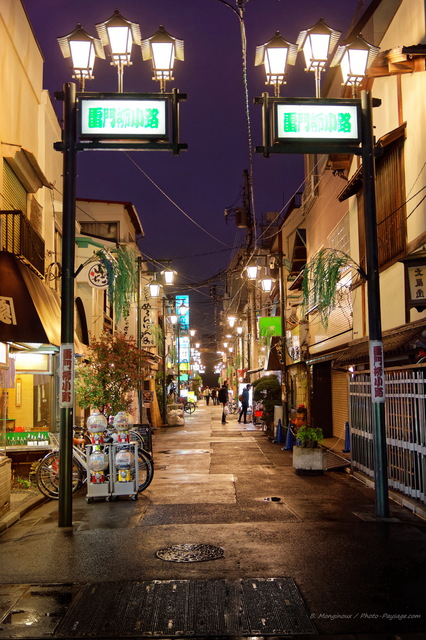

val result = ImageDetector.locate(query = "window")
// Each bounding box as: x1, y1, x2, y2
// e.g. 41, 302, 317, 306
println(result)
79, 221, 119, 242
358, 135, 406, 270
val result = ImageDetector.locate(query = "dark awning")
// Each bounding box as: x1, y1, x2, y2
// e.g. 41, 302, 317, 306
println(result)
335, 320, 426, 365
265, 336, 284, 371
0, 252, 86, 353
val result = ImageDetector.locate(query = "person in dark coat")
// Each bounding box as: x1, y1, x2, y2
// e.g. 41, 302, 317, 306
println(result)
238, 384, 251, 424
218, 381, 229, 424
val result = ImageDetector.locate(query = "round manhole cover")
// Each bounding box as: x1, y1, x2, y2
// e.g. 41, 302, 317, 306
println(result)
155, 543, 224, 562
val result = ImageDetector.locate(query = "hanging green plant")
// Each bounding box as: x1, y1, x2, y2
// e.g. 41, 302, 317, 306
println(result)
301, 248, 363, 328
94, 245, 138, 322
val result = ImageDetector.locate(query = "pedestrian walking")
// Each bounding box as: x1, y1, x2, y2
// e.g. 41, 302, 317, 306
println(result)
202, 386, 211, 405
218, 381, 229, 423
211, 387, 217, 405
238, 384, 251, 424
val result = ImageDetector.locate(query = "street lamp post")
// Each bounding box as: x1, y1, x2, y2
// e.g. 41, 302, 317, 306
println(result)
360, 90, 389, 517
255, 22, 388, 517
57, 81, 77, 527
55, 11, 185, 527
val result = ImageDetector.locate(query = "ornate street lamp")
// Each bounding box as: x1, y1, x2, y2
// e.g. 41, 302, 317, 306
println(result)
228, 315, 237, 328
57, 23, 105, 91
246, 264, 258, 280
162, 269, 175, 285
261, 277, 273, 292
149, 281, 161, 297
331, 34, 380, 96
141, 25, 184, 93
96, 10, 141, 92
255, 31, 297, 97
297, 18, 341, 97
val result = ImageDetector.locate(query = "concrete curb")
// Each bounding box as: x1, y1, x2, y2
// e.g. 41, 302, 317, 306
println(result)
0, 492, 47, 533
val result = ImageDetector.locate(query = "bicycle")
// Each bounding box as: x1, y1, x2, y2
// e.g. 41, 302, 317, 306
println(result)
35, 432, 154, 500
227, 400, 239, 414
183, 401, 196, 415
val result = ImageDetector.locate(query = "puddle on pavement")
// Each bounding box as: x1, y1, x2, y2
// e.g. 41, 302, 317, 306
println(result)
0, 585, 76, 637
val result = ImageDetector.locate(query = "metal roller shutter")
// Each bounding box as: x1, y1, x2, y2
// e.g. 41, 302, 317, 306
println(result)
332, 369, 349, 440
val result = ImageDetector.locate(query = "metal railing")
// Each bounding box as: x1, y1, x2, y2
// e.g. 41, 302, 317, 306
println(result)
349, 366, 426, 505
1, 210, 45, 275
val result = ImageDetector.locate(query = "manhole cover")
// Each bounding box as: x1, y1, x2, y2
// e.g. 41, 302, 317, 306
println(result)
156, 543, 224, 562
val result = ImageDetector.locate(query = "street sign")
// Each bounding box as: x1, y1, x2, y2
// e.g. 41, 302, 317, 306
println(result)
79, 95, 168, 140
255, 95, 362, 156
274, 100, 360, 143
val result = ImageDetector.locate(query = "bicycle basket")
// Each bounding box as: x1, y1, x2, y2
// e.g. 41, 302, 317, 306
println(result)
49, 433, 60, 448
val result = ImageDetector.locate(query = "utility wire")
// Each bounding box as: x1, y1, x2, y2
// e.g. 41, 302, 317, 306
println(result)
124, 152, 233, 249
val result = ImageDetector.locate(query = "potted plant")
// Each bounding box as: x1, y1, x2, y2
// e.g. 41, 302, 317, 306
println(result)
293, 425, 326, 475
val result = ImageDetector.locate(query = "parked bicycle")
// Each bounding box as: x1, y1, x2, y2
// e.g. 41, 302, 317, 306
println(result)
178, 397, 197, 415
35, 431, 154, 500
227, 399, 239, 414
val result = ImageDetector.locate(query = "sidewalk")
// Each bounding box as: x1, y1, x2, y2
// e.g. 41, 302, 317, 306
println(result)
0, 403, 425, 638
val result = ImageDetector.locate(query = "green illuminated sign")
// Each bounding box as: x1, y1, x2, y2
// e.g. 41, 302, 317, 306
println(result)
80, 97, 167, 139
275, 102, 359, 142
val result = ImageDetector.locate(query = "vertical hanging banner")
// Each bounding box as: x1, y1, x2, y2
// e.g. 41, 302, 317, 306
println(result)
60, 344, 74, 408
140, 288, 156, 348
369, 340, 385, 403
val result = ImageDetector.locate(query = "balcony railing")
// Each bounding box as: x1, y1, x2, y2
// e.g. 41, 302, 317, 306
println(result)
1, 210, 45, 276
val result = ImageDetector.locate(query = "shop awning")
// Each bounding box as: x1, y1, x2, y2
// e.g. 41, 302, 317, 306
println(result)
0, 252, 86, 353
335, 319, 426, 365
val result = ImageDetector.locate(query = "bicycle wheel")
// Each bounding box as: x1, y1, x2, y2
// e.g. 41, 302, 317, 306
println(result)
128, 429, 145, 448
35, 452, 84, 499
135, 448, 154, 492
184, 401, 196, 415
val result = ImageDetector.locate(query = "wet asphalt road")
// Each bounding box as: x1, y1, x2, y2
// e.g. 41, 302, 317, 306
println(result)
0, 403, 425, 638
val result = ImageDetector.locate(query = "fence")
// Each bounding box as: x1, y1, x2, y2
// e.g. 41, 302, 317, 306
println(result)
349, 365, 426, 505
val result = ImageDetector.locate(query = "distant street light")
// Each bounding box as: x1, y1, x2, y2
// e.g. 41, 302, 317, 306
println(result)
163, 269, 175, 285
57, 23, 105, 91
142, 25, 184, 93
246, 264, 258, 280
255, 31, 297, 96
95, 10, 142, 92
261, 276, 273, 292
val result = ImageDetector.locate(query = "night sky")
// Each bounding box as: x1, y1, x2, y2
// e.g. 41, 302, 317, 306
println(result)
23, 0, 365, 339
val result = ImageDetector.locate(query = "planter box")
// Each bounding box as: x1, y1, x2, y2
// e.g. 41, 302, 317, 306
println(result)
292, 446, 326, 475
0, 456, 11, 518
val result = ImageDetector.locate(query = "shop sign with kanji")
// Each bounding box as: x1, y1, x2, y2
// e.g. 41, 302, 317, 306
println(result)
407, 265, 426, 307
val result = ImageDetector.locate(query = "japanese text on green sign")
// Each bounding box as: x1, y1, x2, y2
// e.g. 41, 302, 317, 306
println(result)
88, 107, 159, 130
80, 98, 167, 137
275, 103, 359, 140
283, 111, 352, 134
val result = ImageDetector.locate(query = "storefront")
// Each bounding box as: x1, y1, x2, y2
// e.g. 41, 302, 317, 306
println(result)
0, 252, 86, 476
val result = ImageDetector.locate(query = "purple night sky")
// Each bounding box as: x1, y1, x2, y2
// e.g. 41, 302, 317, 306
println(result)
23, 0, 365, 336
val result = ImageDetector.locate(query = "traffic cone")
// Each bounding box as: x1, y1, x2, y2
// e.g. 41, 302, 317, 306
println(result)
275, 419, 284, 444
342, 421, 351, 453
283, 422, 293, 450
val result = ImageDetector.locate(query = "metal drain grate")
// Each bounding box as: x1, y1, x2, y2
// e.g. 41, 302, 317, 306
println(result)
55, 578, 316, 637
155, 543, 224, 562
